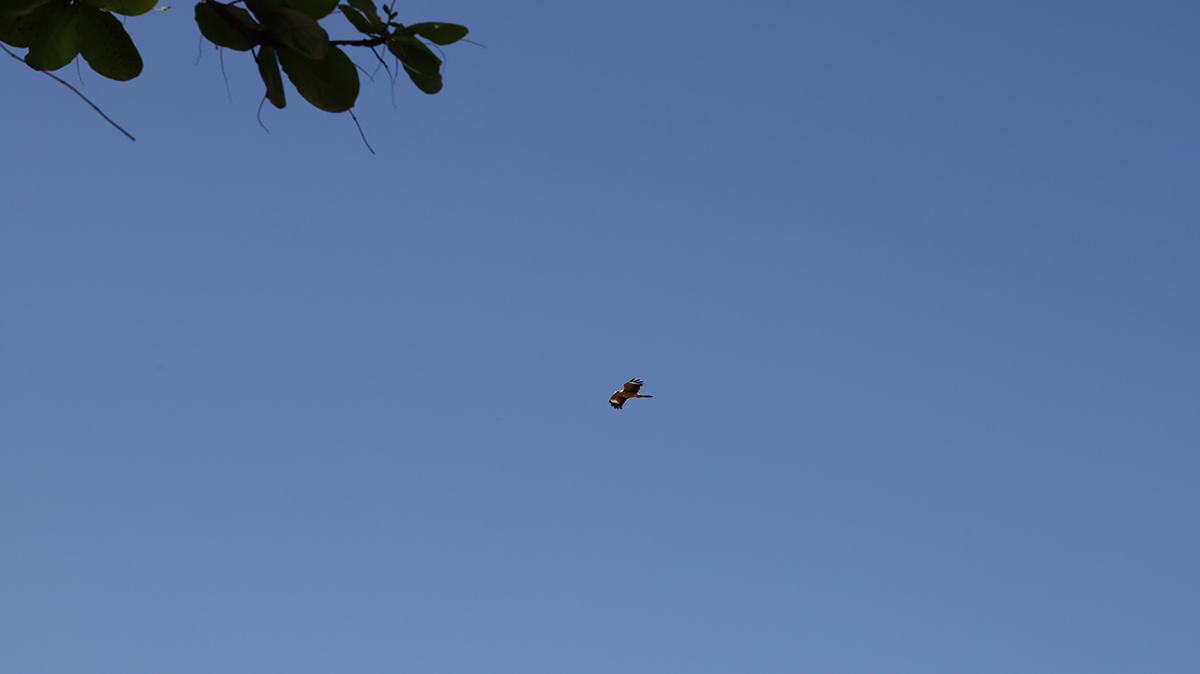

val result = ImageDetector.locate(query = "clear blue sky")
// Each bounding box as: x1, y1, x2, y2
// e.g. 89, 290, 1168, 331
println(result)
3, 1, 1198, 672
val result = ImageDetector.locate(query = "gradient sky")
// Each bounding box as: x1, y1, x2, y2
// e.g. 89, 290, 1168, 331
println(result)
3, 1, 1198, 672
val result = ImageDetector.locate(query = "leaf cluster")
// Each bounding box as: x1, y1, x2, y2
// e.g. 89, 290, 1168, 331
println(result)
1, 0, 468, 113
194, 0, 467, 111
0, 0, 150, 81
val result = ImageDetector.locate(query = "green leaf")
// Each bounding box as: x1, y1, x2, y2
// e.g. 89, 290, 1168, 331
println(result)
264, 6, 326, 59
406, 21, 467, 45
82, 0, 157, 17
276, 44, 358, 112
0, 13, 34, 46
24, 2, 80, 70
0, 0, 54, 18
76, 3, 142, 80
281, 0, 335, 20
0, 0, 61, 47
242, 0, 282, 23
194, 1, 258, 51
338, 3, 371, 34
256, 45, 286, 108
346, 0, 378, 27
387, 35, 441, 94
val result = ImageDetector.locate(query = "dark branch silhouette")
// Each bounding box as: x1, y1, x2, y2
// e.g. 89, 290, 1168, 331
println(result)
2, 43, 136, 142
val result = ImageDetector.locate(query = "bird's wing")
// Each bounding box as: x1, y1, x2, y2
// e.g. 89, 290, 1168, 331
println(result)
623, 379, 643, 394
609, 391, 626, 408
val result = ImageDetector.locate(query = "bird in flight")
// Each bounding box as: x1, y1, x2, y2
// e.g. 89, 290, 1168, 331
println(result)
610, 379, 653, 409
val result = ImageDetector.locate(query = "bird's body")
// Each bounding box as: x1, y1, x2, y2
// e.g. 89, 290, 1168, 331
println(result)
610, 378, 653, 409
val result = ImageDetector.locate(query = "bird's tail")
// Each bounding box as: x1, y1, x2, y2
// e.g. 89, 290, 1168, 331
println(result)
636, 394, 653, 398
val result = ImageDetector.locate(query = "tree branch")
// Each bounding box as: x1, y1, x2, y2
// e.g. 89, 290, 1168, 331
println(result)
2, 43, 136, 142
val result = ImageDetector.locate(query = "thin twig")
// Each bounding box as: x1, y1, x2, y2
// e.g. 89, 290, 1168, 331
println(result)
219, 46, 232, 102
354, 62, 376, 83
370, 45, 390, 76
2, 43, 135, 141
348, 109, 374, 154
256, 96, 271, 133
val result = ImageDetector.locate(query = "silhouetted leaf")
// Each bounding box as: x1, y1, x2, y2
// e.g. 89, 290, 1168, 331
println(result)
282, 0, 335, 20
256, 45, 286, 108
406, 21, 467, 45
0, 0, 54, 18
83, 0, 157, 17
242, 0, 283, 23
76, 3, 142, 80
338, 3, 371, 34
387, 35, 441, 93
276, 44, 358, 112
346, 0, 378, 28
194, 1, 258, 51
264, 6, 326, 59
0, 0, 61, 47
24, 2, 80, 70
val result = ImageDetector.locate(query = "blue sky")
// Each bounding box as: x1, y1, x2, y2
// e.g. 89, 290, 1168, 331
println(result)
2, 1, 1198, 672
